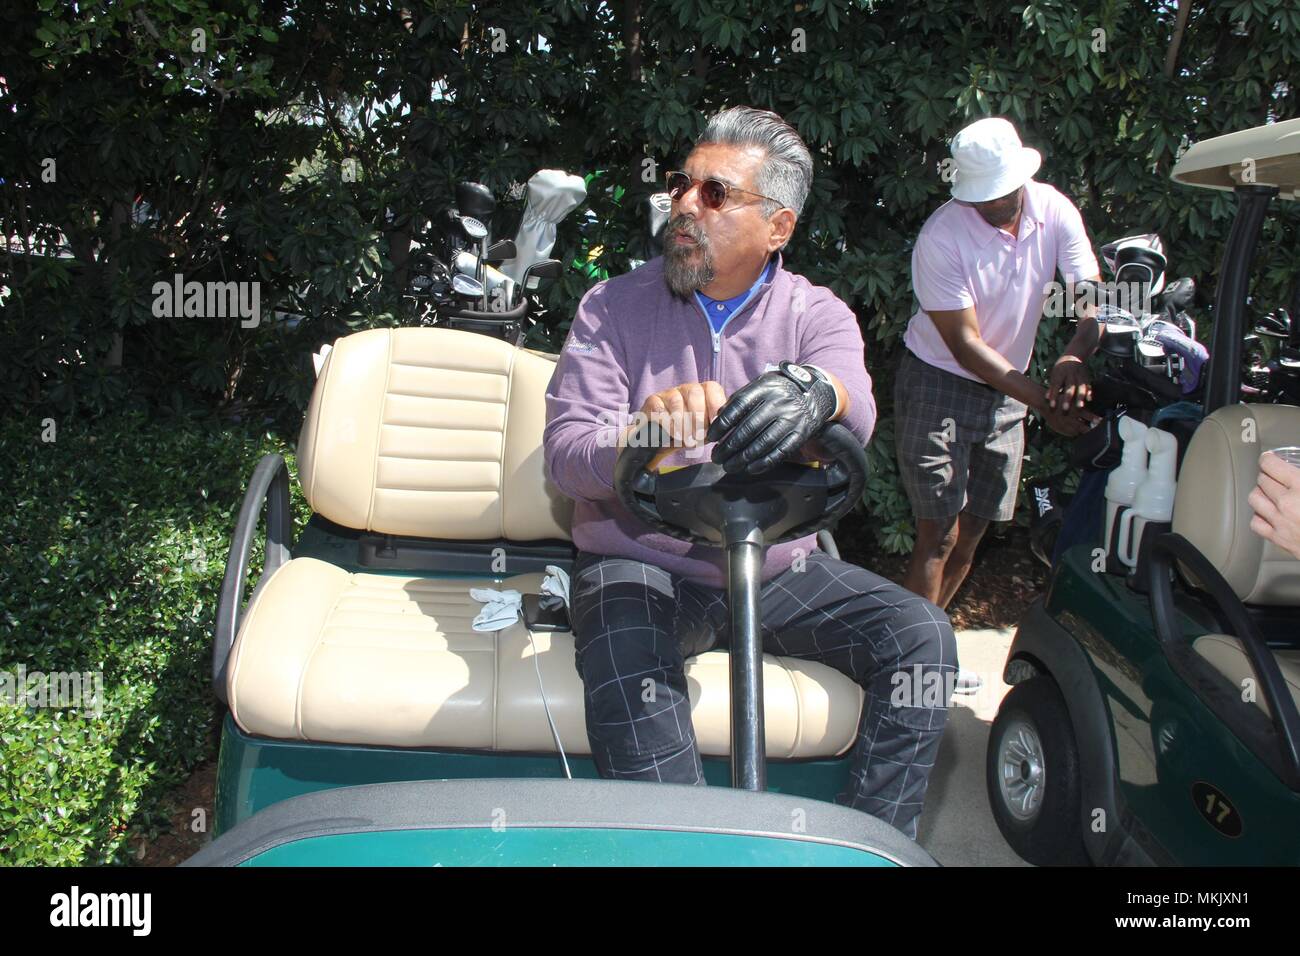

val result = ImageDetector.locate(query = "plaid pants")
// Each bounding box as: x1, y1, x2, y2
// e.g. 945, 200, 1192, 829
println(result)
569, 549, 957, 840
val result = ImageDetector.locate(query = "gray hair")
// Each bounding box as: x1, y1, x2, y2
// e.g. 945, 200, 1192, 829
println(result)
694, 106, 813, 220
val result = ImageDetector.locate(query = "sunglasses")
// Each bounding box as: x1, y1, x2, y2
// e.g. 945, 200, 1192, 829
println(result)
665, 171, 784, 211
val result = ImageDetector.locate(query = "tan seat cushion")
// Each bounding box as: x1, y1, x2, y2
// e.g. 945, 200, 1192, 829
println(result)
1192, 634, 1300, 718
227, 557, 864, 759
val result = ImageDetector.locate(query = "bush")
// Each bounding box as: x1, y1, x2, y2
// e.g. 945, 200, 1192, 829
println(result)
7, 0, 1300, 868
0, 410, 311, 864
6, 0, 1297, 555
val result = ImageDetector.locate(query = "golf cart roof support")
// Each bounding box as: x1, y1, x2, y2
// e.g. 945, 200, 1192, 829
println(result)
1204, 184, 1279, 412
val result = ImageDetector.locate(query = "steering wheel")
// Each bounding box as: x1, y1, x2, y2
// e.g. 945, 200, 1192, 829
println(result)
613, 420, 869, 549
612, 418, 867, 792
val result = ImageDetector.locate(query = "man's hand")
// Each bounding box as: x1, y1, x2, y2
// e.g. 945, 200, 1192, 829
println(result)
627, 381, 727, 448
705, 365, 838, 475
1036, 398, 1099, 438
1249, 452, 1300, 560
1048, 354, 1092, 410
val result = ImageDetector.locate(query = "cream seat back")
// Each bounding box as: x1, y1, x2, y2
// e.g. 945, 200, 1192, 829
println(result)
296, 327, 573, 541
1172, 404, 1300, 606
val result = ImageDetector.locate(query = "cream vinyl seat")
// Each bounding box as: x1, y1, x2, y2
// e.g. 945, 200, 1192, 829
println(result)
225, 327, 865, 758
1170, 404, 1300, 715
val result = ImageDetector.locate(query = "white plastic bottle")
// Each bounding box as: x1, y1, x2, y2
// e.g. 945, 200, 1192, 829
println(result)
1118, 428, 1178, 569
1104, 416, 1149, 569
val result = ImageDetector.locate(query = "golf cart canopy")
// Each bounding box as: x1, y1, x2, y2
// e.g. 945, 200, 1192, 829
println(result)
1172, 117, 1300, 199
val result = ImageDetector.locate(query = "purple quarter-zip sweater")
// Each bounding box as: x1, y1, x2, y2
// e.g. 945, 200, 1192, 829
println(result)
542, 250, 877, 588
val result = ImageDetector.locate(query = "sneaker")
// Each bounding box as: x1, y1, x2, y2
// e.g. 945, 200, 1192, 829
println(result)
953, 669, 983, 695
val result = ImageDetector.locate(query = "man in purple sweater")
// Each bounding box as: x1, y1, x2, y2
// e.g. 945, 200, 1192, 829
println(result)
543, 107, 956, 840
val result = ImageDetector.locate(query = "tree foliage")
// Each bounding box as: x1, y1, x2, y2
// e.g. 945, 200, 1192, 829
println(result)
2, 0, 1298, 551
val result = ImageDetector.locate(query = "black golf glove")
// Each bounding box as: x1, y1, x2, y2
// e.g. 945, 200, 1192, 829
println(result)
706, 362, 839, 475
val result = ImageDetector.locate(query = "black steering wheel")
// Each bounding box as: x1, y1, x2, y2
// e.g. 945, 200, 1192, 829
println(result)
613, 418, 868, 793
613, 420, 869, 548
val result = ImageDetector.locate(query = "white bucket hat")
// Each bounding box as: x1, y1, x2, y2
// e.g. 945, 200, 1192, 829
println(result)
949, 117, 1042, 202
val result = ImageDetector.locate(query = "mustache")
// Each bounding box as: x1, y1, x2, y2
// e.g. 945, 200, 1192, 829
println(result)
667, 216, 706, 244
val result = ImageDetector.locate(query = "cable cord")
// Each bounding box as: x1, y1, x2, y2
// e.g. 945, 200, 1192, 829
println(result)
525, 629, 572, 779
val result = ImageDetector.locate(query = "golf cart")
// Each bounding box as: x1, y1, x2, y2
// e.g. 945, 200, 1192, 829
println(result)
184, 326, 934, 866
986, 118, 1300, 865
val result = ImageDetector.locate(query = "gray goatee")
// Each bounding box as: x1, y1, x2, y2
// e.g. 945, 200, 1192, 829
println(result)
663, 221, 714, 300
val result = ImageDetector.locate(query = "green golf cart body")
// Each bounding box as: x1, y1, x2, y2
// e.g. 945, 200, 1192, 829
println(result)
186, 326, 933, 866
987, 118, 1300, 866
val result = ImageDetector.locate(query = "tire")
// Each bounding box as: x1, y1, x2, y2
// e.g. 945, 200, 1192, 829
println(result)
986, 676, 1091, 866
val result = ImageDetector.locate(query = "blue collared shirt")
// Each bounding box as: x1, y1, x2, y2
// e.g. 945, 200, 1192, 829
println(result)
694, 255, 777, 333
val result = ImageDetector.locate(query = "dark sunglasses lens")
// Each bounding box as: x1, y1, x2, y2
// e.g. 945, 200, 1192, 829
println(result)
700, 180, 727, 209
665, 174, 726, 209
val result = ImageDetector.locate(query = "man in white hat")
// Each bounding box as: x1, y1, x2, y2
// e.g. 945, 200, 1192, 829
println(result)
896, 117, 1102, 657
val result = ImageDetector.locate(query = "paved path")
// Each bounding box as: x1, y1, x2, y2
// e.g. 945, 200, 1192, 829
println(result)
915, 627, 1031, 867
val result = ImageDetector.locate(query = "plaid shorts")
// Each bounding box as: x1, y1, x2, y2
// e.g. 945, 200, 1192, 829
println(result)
893, 349, 1028, 522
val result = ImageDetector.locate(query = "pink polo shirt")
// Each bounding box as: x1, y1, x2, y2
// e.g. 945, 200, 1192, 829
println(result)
903, 179, 1099, 383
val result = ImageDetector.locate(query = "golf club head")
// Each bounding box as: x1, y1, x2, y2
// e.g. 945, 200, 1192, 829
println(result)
1098, 304, 1140, 357
522, 258, 563, 291
1255, 308, 1292, 339
484, 239, 517, 265
453, 251, 514, 309
513, 258, 563, 308
459, 215, 488, 241
451, 273, 485, 298
1136, 338, 1168, 371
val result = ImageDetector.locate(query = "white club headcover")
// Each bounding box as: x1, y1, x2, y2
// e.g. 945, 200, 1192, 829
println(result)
502, 170, 587, 284
311, 343, 333, 378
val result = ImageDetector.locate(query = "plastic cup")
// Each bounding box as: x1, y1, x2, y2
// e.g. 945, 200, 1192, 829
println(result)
1264, 446, 1300, 468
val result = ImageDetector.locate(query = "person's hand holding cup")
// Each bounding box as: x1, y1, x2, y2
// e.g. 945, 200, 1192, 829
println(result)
1249, 446, 1300, 560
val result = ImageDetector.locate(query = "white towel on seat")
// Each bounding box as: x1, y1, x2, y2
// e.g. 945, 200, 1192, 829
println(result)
469, 588, 522, 632
469, 565, 571, 631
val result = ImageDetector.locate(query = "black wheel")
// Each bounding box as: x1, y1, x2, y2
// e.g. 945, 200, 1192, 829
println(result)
986, 676, 1091, 866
